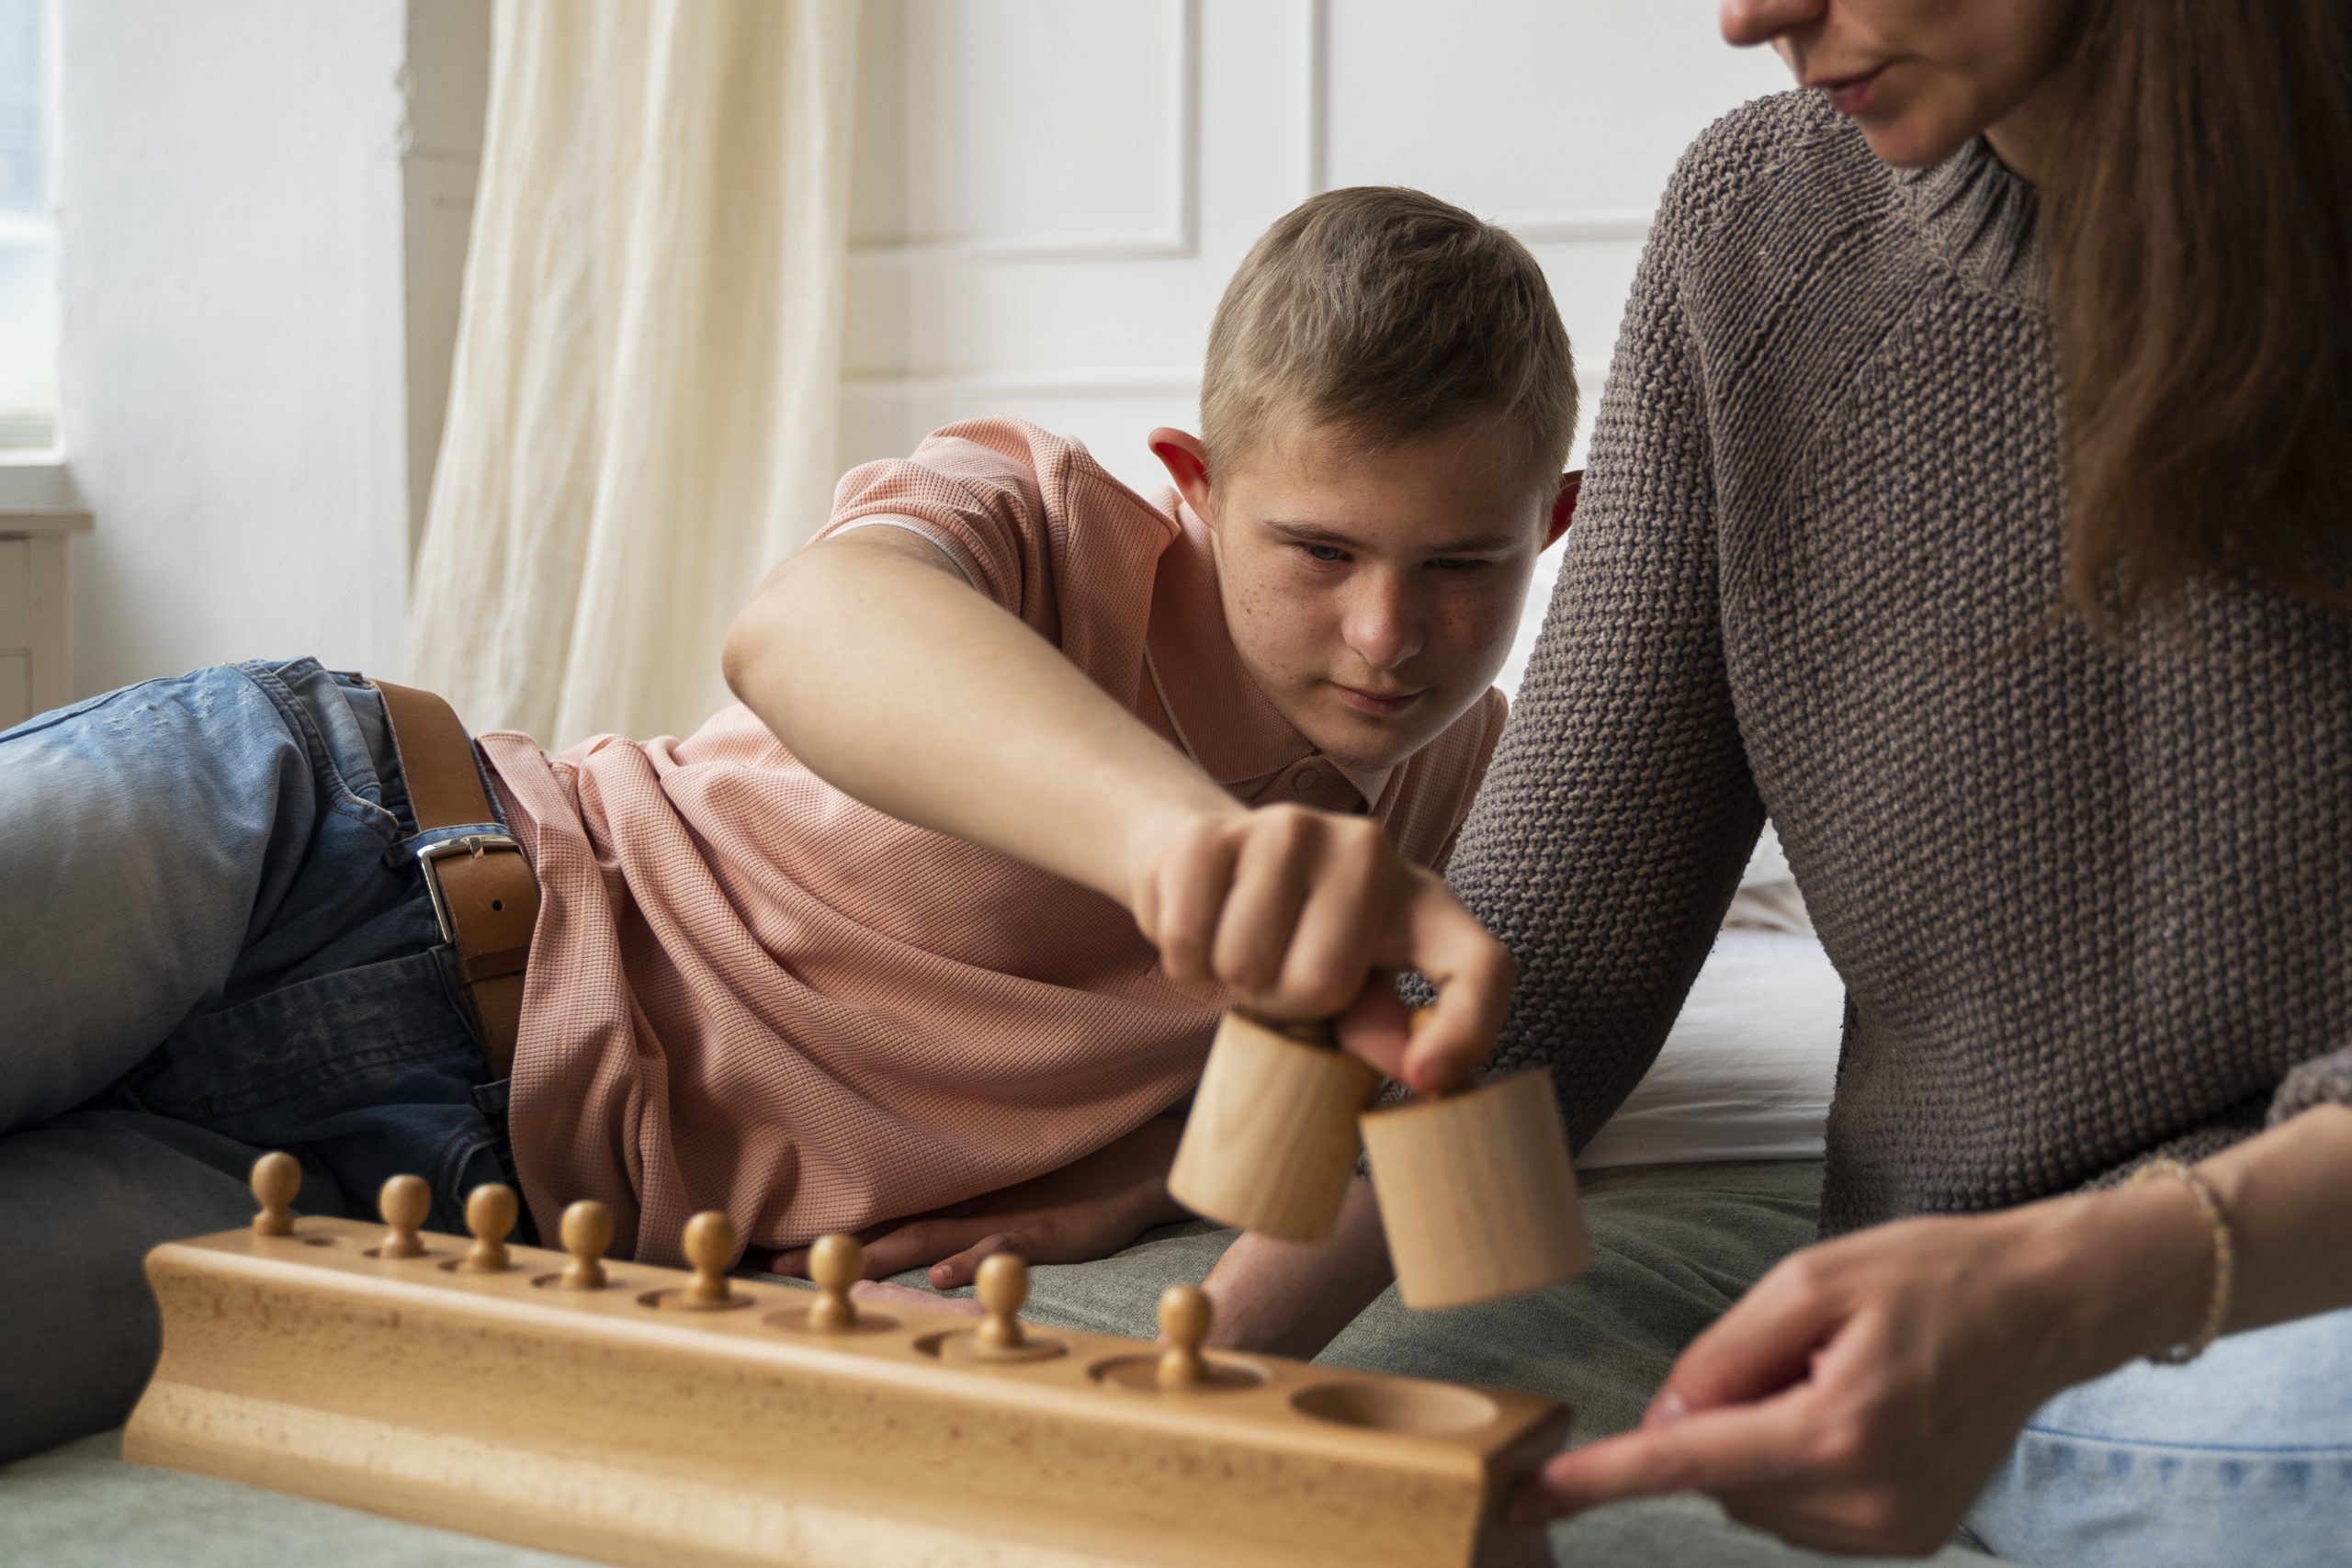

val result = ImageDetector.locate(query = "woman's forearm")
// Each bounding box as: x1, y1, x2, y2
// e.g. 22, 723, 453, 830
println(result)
722, 526, 1238, 907
2195, 1100, 2352, 1333
2047, 1100, 2352, 1380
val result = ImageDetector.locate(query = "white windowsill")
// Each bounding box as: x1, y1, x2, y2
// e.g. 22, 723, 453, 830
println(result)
0, 456, 93, 530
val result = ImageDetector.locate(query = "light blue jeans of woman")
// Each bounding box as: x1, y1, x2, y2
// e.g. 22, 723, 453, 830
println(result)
1963, 1283, 2352, 1564
0, 658, 512, 1463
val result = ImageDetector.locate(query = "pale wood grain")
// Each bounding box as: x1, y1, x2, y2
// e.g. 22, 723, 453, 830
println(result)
1361, 1071, 1591, 1312
1167, 1011, 1381, 1242
124, 1208, 1565, 1567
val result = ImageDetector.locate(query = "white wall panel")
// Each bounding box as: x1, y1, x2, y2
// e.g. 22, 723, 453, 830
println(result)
852, 0, 1198, 258
844, 255, 1226, 383
1322, 1, 1782, 231
58, 0, 418, 694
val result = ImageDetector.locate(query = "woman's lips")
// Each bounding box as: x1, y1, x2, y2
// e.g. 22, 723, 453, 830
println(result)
1810, 63, 1889, 116
1332, 682, 1426, 716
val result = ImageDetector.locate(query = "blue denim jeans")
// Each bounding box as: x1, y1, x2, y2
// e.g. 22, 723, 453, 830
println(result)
0, 658, 513, 1461
1965, 1303, 2352, 1565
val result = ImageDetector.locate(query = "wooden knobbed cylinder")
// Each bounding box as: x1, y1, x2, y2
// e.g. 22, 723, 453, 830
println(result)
1359, 1070, 1589, 1311
1167, 1011, 1382, 1242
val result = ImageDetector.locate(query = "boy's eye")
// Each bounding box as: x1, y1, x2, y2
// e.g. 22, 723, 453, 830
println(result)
1427, 558, 1488, 572
1300, 544, 1350, 564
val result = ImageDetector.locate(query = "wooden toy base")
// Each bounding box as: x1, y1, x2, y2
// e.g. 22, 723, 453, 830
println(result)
124, 1214, 1566, 1568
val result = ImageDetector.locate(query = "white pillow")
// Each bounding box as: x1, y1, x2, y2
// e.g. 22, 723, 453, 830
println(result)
1573, 929, 1843, 1169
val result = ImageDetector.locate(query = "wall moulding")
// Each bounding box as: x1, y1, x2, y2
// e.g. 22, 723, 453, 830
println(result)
1498, 209, 1655, 244
851, 0, 1202, 265
841, 372, 1201, 401
1300, 0, 1652, 246
1301, 0, 1329, 199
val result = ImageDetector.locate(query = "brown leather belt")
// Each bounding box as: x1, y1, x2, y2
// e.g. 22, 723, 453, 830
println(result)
373, 681, 539, 1081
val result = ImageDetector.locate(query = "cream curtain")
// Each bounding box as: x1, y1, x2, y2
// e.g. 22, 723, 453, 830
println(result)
407, 0, 861, 748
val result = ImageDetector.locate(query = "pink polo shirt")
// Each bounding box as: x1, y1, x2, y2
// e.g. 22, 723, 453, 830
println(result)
478, 420, 1507, 1265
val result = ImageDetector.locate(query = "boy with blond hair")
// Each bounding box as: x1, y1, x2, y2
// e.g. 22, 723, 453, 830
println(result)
0, 186, 1577, 1454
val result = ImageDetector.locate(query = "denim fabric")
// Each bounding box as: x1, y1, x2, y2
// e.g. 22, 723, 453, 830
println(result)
0, 658, 512, 1461
1966, 1306, 2352, 1567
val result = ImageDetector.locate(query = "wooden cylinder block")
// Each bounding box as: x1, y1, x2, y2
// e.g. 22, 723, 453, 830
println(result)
1168, 1011, 1382, 1242
1359, 1071, 1589, 1311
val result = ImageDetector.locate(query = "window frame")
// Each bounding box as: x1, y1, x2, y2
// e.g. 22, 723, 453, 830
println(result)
0, 0, 65, 489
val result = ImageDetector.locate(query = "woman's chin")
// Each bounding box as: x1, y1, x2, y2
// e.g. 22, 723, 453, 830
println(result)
1847, 107, 1982, 172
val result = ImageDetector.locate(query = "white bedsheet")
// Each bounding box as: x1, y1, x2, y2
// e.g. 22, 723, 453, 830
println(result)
1573, 930, 1844, 1170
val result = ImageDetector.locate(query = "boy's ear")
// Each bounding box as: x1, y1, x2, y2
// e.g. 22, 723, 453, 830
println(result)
1544, 469, 1583, 549
1150, 428, 1216, 520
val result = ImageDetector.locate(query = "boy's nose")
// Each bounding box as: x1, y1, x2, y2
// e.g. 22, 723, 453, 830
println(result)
1720, 0, 1823, 48
1341, 590, 1425, 671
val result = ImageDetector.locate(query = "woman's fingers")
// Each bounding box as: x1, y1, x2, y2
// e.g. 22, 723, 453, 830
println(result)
1646, 1250, 1850, 1421
1513, 1213, 2098, 1553
1513, 1396, 1815, 1522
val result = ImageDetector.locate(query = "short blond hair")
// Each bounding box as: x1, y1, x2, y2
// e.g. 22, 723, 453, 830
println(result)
1201, 186, 1576, 495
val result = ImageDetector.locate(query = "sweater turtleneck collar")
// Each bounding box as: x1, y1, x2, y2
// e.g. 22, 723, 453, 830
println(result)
1891, 133, 2044, 304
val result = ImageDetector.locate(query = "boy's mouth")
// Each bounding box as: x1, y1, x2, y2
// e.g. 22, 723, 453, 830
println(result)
1330, 681, 1427, 716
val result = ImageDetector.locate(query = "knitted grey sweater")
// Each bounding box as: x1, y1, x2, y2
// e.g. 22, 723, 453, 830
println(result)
1455, 92, 2352, 1236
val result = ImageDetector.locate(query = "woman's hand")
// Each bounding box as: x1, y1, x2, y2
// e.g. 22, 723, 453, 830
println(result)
770, 1114, 1191, 1289
1127, 802, 1514, 1093
1515, 1186, 2215, 1555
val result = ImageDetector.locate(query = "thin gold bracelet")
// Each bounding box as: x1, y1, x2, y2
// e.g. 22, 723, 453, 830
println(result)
2125, 1157, 2235, 1365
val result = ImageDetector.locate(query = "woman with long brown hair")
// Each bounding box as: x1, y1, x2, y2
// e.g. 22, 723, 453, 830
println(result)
1204, 1, 2352, 1561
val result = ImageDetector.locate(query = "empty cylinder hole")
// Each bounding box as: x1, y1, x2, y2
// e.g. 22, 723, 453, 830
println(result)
1289, 1381, 1498, 1435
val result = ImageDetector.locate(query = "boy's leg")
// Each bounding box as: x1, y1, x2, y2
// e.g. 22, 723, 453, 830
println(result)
0, 660, 412, 1134
0, 1109, 263, 1463
0, 658, 516, 1459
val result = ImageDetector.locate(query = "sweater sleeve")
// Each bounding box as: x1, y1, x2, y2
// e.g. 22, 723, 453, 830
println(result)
2268, 1046, 2352, 1126
1445, 139, 1767, 1154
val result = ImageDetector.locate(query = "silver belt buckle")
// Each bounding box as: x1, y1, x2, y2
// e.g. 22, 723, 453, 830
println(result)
414, 831, 522, 946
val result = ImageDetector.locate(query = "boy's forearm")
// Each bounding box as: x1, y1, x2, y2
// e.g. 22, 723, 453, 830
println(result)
723, 528, 1238, 907
1201, 1177, 1394, 1358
